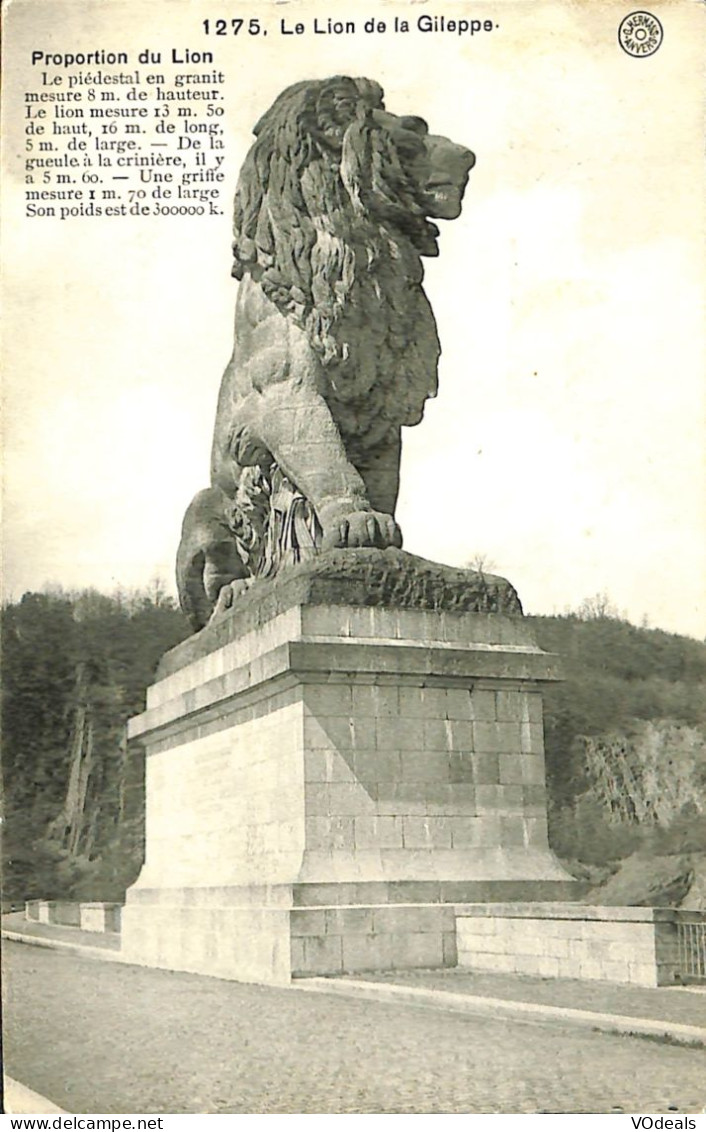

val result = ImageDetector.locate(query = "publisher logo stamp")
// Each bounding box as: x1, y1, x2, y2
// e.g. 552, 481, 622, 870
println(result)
618, 11, 663, 57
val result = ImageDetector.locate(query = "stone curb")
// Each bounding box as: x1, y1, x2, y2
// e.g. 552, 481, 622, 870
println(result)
294, 976, 706, 1047
6, 928, 705, 1047
3, 1075, 68, 1115
2, 929, 127, 964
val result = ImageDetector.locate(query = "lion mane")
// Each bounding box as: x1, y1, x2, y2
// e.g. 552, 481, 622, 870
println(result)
230, 75, 442, 442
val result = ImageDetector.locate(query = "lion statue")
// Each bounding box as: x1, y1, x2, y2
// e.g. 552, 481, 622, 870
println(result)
177, 76, 475, 630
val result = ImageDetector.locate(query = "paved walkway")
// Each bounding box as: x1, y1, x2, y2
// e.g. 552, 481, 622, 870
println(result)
3, 913, 704, 1038
4, 941, 706, 1114
354, 968, 706, 1029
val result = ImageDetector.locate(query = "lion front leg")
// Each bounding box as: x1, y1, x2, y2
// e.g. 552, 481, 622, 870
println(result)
253, 382, 403, 552
354, 430, 402, 518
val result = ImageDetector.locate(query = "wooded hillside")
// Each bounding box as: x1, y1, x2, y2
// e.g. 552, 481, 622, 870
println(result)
2, 591, 705, 904
1, 588, 188, 901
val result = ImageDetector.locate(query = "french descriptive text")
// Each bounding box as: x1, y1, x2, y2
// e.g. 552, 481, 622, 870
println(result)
31, 50, 214, 66
23, 51, 226, 220
278, 15, 497, 36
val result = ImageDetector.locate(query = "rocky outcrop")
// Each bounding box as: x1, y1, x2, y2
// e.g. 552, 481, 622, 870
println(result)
580, 720, 706, 827
583, 852, 694, 907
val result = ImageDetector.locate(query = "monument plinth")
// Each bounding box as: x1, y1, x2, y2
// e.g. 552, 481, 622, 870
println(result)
122, 551, 576, 984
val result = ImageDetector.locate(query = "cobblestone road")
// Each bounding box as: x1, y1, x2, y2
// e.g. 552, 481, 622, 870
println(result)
3, 943, 705, 1114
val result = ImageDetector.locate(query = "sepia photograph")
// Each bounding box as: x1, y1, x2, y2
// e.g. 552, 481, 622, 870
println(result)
1, 0, 705, 1117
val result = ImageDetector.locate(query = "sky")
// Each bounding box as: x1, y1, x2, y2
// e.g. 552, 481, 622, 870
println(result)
2, 0, 705, 638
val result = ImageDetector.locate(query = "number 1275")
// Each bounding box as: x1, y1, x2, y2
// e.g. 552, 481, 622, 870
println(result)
203, 18, 263, 35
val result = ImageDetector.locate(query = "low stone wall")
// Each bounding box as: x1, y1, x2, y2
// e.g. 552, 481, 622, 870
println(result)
46, 902, 81, 927
456, 902, 700, 987
19, 896, 704, 986
79, 903, 122, 933
25, 901, 121, 933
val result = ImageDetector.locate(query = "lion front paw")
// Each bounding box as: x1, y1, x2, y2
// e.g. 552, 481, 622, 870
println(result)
322, 510, 403, 551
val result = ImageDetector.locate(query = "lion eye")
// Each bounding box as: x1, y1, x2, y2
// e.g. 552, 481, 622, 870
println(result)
334, 97, 356, 116
396, 133, 426, 160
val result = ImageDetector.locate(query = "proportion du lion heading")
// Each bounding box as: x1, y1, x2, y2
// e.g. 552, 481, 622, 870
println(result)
177, 76, 476, 631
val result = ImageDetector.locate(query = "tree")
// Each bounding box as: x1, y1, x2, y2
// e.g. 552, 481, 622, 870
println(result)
464, 552, 497, 575
575, 591, 624, 621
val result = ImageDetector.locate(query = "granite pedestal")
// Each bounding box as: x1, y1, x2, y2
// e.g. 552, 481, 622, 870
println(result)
121, 550, 577, 983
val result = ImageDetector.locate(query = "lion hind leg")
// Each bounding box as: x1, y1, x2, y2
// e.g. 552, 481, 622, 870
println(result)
176, 487, 248, 631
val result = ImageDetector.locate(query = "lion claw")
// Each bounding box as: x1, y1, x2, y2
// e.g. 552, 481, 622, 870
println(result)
323, 510, 402, 550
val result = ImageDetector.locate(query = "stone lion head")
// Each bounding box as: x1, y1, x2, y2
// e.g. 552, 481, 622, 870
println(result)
231, 76, 475, 373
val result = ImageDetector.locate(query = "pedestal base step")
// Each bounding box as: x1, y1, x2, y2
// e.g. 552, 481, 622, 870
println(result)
120, 881, 585, 985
